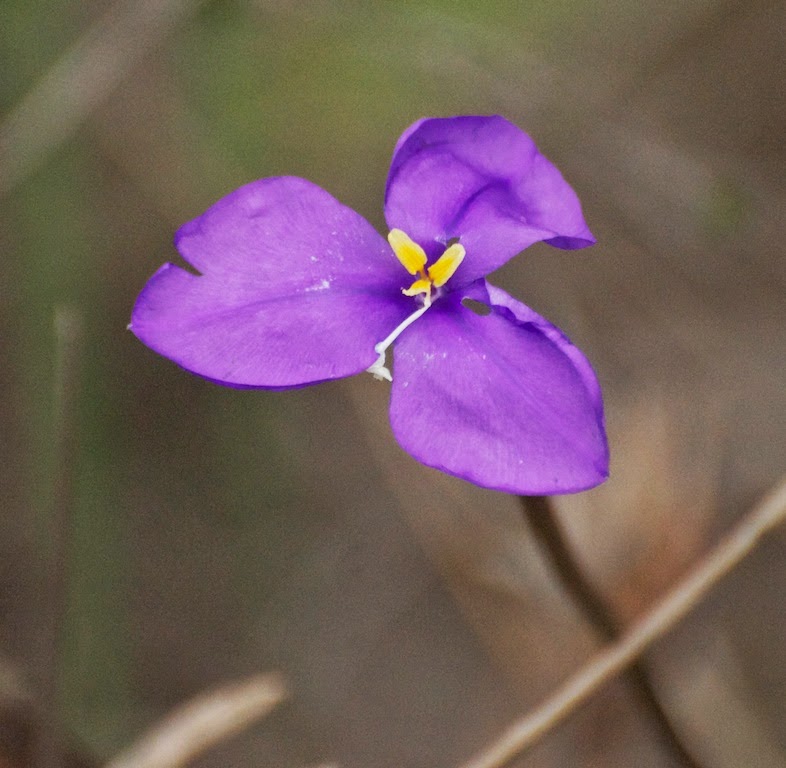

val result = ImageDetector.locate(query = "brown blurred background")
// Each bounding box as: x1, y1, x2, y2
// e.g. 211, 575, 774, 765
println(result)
1, 1, 785, 766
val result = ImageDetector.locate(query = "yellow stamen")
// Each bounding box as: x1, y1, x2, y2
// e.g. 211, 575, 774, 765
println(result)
370, 233, 466, 382
402, 278, 432, 299
388, 228, 427, 275
427, 242, 466, 287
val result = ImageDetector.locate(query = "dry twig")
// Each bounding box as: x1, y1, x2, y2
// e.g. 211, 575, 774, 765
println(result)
521, 494, 702, 768
105, 673, 287, 768
460, 475, 786, 768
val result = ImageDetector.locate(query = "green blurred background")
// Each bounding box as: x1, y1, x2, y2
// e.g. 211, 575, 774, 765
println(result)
2, 1, 785, 766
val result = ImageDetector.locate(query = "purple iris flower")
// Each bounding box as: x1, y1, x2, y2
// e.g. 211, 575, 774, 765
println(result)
130, 115, 608, 494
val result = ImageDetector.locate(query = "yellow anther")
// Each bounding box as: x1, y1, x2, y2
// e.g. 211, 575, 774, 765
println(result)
388, 228, 427, 275
402, 278, 432, 299
388, 229, 465, 306
370, 233, 465, 382
427, 242, 465, 287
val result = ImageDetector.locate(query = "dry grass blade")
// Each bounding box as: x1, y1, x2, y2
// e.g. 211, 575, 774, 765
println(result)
34, 308, 83, 768
105, 673, 287, 768
459, 475, 786, 768
0, 0, 207, 198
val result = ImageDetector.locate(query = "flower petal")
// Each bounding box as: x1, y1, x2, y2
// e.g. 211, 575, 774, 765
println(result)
131, 177, 411, 388
385, 116, 595, 285
389, 282, 608, 494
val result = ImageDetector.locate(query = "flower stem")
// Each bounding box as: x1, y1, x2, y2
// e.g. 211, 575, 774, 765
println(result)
458, 479, 786, 768
520, 495, 702, 768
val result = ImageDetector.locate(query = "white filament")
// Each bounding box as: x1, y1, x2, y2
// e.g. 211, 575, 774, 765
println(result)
366, 300, 431, 382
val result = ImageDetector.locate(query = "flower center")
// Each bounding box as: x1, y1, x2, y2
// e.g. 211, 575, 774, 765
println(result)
366, 229, 465, 382
388, 228, 465, 304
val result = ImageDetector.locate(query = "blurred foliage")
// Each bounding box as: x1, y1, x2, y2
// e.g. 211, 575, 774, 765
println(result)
2, 0, 785, 766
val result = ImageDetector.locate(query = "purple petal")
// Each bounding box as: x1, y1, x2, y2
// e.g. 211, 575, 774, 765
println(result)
385, 116, 595, 285
131, 177, 411, 388
389, 282, 608, 494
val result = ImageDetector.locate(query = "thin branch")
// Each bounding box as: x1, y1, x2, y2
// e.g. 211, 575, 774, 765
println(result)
33, 307, 83, 768
521, 495, 702, 768
105, 673, 288, 768
521, 496, 620, 635
460, 475, 786, 768
0, 0, 207, 198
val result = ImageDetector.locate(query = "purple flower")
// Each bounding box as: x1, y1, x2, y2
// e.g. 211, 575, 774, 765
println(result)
130, 115, 608, 494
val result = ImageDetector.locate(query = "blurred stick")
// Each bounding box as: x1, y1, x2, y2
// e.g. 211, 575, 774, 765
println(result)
460, 475, 786, 768
33, 308, 83, 768
521, 496, 702, 768
105, 673, 288, 768
0, 0, 207, 198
